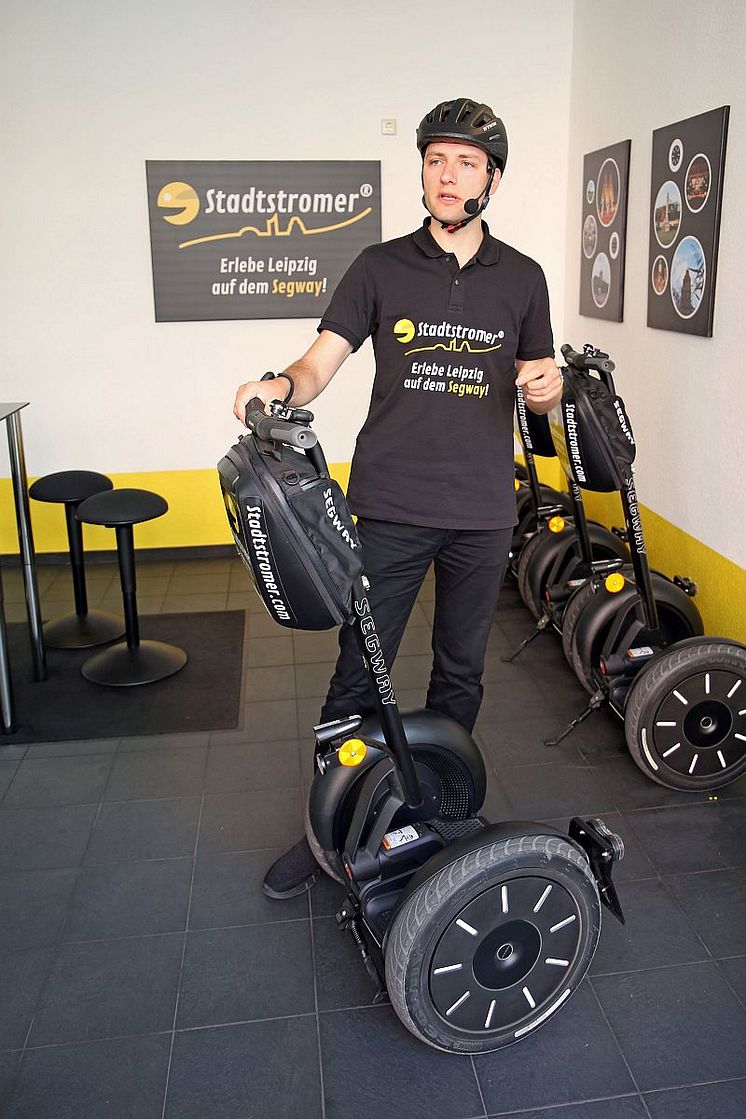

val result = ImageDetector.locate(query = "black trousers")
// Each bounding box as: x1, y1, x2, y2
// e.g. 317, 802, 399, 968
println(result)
320, 518, 512, 734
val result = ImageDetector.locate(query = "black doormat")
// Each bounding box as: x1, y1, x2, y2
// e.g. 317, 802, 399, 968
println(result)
2, 611, 245, 744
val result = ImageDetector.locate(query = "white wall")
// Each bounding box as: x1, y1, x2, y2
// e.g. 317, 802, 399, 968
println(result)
565, 0, 746, 566
1, 0, 573, 475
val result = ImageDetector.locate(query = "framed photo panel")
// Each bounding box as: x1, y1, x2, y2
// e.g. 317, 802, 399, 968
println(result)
579, 139, 631, 322
647, 106, 729, 336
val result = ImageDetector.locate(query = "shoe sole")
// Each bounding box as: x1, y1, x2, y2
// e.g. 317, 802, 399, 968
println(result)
262, 869, 321, 900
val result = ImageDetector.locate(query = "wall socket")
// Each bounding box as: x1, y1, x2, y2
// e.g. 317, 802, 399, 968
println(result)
381, 119, 397, 136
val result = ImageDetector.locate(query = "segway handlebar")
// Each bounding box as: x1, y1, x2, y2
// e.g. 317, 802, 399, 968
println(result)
561, 344, 616, 390
244, 399, 319, 450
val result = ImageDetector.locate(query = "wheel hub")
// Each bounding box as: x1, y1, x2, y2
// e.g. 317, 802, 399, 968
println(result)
683, 700, 732, 746
473, 920, 541, 989
650, 669, 746, 779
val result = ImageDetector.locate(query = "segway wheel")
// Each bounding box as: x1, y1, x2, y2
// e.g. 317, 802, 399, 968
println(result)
384, 835, 600, 1053
561, 579, 598, 669
625, 639, 746, 790
516, 530, 555, 618
304, 795, 344, 883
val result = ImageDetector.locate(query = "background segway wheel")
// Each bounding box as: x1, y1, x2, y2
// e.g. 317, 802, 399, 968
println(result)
304, 795, 345, 883
384, 835, 600, 1053
516, 530, 557, 617
625, 638, 746, 790
565, 568, 703, 695
561, 578, 600, 670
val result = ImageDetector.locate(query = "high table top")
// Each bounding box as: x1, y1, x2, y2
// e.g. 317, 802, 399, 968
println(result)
0, 403, 29, 422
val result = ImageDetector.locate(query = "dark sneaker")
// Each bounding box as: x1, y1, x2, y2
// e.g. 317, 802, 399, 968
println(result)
262, 836, 321, 899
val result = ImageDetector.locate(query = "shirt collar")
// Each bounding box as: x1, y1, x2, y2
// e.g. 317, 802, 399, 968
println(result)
412, 219, 501, 265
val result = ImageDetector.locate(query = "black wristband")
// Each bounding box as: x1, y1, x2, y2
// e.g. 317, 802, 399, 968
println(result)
277, 373, 295, 403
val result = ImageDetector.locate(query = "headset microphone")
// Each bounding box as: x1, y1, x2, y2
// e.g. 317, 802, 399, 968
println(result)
463, 197, 480, 215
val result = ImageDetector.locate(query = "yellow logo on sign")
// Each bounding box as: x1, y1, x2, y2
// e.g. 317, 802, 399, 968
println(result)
178, 210, 372, 249
157, 182, 200, 225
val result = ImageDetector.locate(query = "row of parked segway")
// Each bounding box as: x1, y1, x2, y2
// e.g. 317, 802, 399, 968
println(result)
509, 343, 746, 793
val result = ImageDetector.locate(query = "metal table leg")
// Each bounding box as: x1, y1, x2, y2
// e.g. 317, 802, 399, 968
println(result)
0, 567, 15, 731
6, 411, 46, 681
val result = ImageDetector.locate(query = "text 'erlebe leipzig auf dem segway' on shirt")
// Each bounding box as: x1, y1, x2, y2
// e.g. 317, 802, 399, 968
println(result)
394, 316, 507, 400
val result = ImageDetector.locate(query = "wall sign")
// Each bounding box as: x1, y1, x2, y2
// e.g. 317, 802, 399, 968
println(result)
579, 139, 631, 322
647, 107, 729, 336
146, 161, 381, 322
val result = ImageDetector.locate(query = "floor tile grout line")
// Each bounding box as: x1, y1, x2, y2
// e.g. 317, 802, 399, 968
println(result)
614, 802, 746, 879
481, 1090, 651, 1117
5, 769, 115, 1099
586, 975, 654, 1119
0, 755, 26, 807
307, 892, 327, 1119
159, 756, 209, 1119
468, 1054, 489, 1119
714, 958, 746, 1014
8, 1013, 325, 1058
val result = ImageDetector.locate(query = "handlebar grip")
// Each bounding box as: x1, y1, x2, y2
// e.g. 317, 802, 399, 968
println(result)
244, 399, 318, 450
560, 344, 616, 377
560, 343, 582, 367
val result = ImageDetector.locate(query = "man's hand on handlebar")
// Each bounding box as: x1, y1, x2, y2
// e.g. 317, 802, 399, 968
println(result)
515, 357, 564, 413
233, 374, 291, 425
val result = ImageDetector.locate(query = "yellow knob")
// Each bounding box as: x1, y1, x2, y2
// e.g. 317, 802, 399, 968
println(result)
605, 572, 626, 593
548, 515, 566, 533
338, 738, 368, 766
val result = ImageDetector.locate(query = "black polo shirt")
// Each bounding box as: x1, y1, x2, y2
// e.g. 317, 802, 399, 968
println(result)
318, 220, 554, 529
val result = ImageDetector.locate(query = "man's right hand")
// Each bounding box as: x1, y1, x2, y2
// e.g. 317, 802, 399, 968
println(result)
233, 374, 291, 425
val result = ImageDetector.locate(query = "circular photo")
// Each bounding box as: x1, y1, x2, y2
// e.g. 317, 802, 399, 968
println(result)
609, 231, 620, 260
583, 214, 598, 259
596, 158, 620, 227
671, 235, 706, 319
669, 137, 684, 172
685, 153, 711, 213
586, 179, 595, 204
591, 252, 611, 309
651, 254, 669, 296
653, 180, 682, 248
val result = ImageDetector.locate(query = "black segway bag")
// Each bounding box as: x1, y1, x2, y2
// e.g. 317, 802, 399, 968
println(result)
549, 366, 636, 492
218, 432, 363, 630
515, 385, 557, 458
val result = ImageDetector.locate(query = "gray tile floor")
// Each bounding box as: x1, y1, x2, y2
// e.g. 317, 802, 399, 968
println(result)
0, 557, 744, 1118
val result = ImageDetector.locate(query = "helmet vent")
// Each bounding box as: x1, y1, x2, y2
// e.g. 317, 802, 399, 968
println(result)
455, 100, 477, 124
437, 102, 453, 124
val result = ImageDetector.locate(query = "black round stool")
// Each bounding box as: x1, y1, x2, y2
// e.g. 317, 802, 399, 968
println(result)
75, 489, 187, 686
29, 470, 126, 649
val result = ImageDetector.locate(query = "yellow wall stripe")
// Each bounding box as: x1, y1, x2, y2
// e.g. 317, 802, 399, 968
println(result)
3, 460, 743, 643
0, 464, 352, 554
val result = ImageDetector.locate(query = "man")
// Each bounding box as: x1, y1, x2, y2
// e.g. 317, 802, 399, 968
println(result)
233, 97, 563, 898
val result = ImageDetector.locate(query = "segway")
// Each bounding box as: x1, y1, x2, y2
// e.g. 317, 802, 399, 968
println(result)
546, 344, 746, 791
217, 382, 625, 1053
504, 387, 628, 661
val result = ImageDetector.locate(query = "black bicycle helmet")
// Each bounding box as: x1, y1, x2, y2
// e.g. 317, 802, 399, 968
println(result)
417, 98, 508, 173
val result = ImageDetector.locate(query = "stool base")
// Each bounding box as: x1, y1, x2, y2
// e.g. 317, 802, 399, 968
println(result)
82, 639, 187, 686
43, 610, 125, 650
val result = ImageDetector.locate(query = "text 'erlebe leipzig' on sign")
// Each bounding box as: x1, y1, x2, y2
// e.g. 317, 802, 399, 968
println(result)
146, 161, 382, 322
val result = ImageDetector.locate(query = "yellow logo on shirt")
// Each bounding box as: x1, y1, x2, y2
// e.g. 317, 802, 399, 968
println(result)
394, 318, 416, 344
